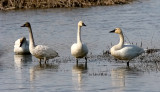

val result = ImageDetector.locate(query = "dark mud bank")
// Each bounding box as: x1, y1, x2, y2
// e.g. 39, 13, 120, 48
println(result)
0, 0, 134, 10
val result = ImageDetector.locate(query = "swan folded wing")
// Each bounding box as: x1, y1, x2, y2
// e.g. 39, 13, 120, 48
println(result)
82, 44, 88, 55
32, 45, 58, 59
120, 45, 144, 60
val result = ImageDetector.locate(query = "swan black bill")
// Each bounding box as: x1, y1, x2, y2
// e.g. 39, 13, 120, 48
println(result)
109, 30, 115, 33
21, 24, 25, 27
82, 23, 86, 26
21, 22, 30, 27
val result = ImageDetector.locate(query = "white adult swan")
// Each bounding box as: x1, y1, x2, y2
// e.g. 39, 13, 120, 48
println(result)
110, 28, 144, 67
14, 37, 30, 55
71, 21, 88, 64
21, 22, 58, 64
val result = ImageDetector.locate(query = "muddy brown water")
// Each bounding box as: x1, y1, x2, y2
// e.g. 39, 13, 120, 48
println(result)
0, 0, 160, 92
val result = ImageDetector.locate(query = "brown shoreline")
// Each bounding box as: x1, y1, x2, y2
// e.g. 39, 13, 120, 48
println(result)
0, 0, 134, 10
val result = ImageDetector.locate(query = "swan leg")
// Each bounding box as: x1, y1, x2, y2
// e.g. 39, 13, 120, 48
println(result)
45, 59, 49, 64
39, 59, 42, 64
44, 57, 47, 64
85, 57, 87, 64
76, 58, 78, 66
85, 59, 87, 69
127, 61, 129, 67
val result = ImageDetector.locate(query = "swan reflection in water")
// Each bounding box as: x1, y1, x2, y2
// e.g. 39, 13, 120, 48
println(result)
72, 62, 88, 91
111, 67, 126, 89
14, 54, 32, 86
30, 63, 59, 81
111, 66, 142, 92
14, 54, 32, 68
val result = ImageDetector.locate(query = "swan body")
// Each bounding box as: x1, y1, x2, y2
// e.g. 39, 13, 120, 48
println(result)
71, 43, 88, 58
21, 22, 58, 63
14, 37, 30, 55
29, 45, 58, 60
71, 21, 88, 64
110, 44, 144, 60
110, 28, 144, 66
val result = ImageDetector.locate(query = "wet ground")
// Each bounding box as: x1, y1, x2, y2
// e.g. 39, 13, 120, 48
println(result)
0, 0, 160, 91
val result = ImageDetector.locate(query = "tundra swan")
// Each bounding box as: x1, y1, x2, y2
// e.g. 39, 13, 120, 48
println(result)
14, 37, 30, 55
71, 21, 88, 64
21, 22, 58, 64
110, 28, 144, 67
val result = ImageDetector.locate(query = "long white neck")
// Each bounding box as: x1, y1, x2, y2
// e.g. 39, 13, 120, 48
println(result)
77, 25, 82, 44
28, 26, 35, 48
116, 32, 124, 50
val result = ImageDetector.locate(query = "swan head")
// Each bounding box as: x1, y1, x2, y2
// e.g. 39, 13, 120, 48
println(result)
21, 22, 31, 28
19, 37, 26, 47
110, 28, 122, 34
78, 21, 86, 27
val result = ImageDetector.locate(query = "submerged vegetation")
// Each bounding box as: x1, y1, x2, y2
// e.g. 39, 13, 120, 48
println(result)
0, 0, 134, 10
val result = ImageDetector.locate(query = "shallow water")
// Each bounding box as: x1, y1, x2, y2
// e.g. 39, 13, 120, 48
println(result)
1, 0, 160, 92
